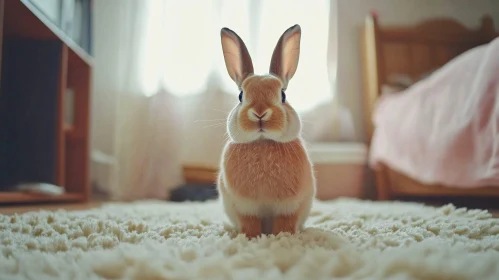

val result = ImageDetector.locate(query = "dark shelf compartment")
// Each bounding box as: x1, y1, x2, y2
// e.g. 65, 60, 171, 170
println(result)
0, 38, 62, 189
0, 0, 92, 205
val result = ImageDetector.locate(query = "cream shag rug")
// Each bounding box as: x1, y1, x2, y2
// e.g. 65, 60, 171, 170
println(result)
1, 198, 499, 280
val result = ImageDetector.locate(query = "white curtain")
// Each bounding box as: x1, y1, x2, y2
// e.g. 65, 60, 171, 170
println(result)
91, 0, 353, 200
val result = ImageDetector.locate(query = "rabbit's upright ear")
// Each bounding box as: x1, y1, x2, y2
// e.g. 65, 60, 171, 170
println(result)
269, 25, 301, 89
221, 28, 254, 87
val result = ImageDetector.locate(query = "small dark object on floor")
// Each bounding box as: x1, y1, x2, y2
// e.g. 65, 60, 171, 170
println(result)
169, 183, 219, 202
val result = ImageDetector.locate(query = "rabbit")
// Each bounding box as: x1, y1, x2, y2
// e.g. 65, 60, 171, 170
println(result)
217, 24, 316, 239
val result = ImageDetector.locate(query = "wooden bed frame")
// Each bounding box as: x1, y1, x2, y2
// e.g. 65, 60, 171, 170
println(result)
361, 13, 499, 200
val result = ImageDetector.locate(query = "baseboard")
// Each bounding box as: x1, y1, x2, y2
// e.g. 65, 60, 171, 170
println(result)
183, 143, 368, 184
308, 142, 367, 164
183, 165, 218, 184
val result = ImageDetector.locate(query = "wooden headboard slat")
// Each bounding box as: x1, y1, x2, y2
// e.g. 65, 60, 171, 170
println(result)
381, 32, 491, 44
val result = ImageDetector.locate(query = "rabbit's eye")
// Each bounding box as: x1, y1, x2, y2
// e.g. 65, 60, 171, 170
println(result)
239, 91, 243, 103
281, 90, 286, 103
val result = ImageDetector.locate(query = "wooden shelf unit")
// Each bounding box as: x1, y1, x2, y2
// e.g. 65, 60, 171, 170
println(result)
0, 0, 92, 204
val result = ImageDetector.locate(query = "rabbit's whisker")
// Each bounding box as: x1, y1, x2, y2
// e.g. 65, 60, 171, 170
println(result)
211, 109, 231, 114
194, 119, 227, 122
202, 123, 226, 129
222, 133, 231, 143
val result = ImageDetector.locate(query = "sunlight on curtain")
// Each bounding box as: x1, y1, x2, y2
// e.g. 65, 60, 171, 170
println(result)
253, 0, 331, 112
216, 0, 252, 93
139, 0, 164, 96
140, 0, 332, 112
139, 0, 217, 96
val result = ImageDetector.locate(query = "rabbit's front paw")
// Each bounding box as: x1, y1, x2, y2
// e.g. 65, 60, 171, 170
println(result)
272, 212, 298, 235
239, 215, 262, 239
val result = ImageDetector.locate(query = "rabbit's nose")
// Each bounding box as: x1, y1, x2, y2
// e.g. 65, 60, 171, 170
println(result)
248, 108, 272, 121
253, 112, 267, 119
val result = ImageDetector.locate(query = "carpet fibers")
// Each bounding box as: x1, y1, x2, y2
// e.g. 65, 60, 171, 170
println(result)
1, 198, 499, 280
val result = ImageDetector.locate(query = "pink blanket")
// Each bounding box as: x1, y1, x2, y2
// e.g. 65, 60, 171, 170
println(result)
369, 37, 499, 188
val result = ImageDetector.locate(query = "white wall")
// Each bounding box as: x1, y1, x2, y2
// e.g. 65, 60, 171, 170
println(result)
335, 0, 499, 141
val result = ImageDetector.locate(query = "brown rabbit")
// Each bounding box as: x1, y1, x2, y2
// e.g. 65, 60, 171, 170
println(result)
217, 25, 316, 239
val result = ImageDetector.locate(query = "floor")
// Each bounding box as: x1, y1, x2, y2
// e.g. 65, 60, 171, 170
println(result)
0, 201, 103, 215
1, 199, 498, 217
4, 198, 498, 279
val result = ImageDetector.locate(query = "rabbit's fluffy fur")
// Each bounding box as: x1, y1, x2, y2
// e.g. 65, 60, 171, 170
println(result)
217, 25, 316, 239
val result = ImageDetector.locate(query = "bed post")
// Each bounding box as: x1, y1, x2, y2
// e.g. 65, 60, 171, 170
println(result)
480, 15, 497, 39
362, 11, 384, 145
375, 164, 391, 200
363, 12, 391, 200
